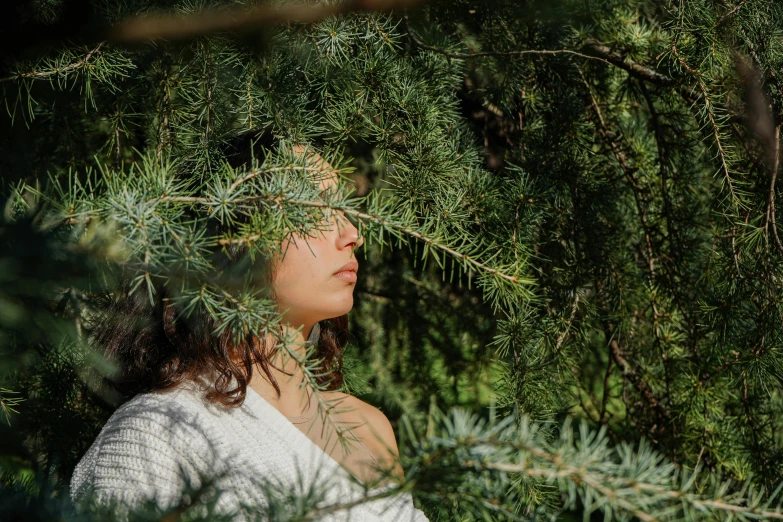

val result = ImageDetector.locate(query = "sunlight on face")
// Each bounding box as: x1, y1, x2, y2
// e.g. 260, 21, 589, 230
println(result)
271, 145, 364, 327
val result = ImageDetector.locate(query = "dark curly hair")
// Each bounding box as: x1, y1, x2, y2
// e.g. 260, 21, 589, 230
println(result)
90, 129, 349, 408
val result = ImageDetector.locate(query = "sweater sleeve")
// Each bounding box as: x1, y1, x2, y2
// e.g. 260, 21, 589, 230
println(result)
70, 392, 219, 517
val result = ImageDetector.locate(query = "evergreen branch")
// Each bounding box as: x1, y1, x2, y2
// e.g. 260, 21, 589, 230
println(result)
579, 36, 752, 133
715, 0, 751, 29
609, 337, 671, 421
554, 293, 580, 355
671, 45, 742, 210
163, 193, 529, 287
0, 388, 24, 425
411, 411, 783, 521
479, 455, 783, 520
579, 68, 659, 280
581, 39, 676, 86
226, 166, 327, 193
582, 65, 681, 453
347, 206, 527, 286
481, 459, 657, 521
272, 333, 363, 458
404, 16, 614, 67
110, 0, 427, 43
216, 234, 262, 246
0, 42, 106, 83
525, 293, 581, 373
294, 483, 407, 520
765, 125, 783, 254
638, 80, 687, 296
416, 29, 679, 102
741, 369, 768, 479
596, 281, 672, 427
698, 80, 740, 208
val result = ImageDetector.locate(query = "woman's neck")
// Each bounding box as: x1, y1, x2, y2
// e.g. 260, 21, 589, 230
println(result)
247, 323, 317, 417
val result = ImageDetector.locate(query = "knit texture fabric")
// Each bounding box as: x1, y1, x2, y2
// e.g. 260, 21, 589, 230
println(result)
70, 381, 429, 521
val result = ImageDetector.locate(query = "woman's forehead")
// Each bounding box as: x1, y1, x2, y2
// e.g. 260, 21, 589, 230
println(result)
318, 171, 338, 191
292, 143, 338, 191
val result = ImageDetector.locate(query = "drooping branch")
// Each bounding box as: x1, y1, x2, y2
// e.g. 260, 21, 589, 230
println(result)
581, 39, 675, 86
596, 279, 673, 433
0, 42, 106, 83
715, 0, 751, 30
673, 46, 742, 210
418, 419, 783, 522
767, 125, 783, 253
161, 191, 531, 287
404, 16, 615, 67
608, 337, 671, 422
404, 24, 675, 88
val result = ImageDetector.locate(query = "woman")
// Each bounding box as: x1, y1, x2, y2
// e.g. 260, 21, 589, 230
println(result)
70, 137, 428, 521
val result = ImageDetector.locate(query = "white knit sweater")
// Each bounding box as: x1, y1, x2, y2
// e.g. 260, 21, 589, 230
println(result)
70, 381, 429, 521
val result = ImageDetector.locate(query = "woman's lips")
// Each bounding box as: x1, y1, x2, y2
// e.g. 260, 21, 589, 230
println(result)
333, 259, 359, 283
333, 270, 357, 283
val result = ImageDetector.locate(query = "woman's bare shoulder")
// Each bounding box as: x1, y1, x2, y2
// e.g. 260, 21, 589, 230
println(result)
322, 391, 402, 474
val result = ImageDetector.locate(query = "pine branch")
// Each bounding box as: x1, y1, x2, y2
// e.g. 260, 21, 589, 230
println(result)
595, 278, 672, 430
0, 388, 23, 425
582, 39, 676, 86
0, 42, 106, 83
407, 410, 783, 521
480, 454, 783, 521
404, 16, 615, 67
405, 21, 678, 91
765, 125, 783, 253
269, 326, 366, 458
580, 69, 659, 279
715, 0, 752, 29
161, 188, 531, 288
608, 336, 671, 422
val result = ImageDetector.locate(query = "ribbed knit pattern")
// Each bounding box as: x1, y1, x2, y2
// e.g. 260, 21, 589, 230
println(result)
70, 382, 429, 521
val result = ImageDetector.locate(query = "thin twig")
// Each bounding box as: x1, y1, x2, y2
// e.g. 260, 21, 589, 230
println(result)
672, 45, 741, 209
0, 42, 106, 83
766, 125, 783, 253
404, 16, 615, 67
578, 68, 658, 280
716, 0, 751, 29
227, 165, 326, 193
609, 337, 670, 421
216, 287, 359, 457
582, 38, 675, 85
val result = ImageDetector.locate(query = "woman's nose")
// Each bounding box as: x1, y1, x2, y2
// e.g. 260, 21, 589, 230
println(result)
336, 215, 363, 250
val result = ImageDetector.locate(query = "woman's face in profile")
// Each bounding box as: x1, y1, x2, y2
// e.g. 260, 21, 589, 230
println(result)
271, 147, 364, 327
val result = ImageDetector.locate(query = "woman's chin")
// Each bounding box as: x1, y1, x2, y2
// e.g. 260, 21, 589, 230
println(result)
301, 303, 353, 324
333, 303, 354, 317
326, 297, 354, 318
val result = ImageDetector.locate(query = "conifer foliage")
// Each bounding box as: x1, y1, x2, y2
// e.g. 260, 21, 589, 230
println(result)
2, 0, 783, 520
